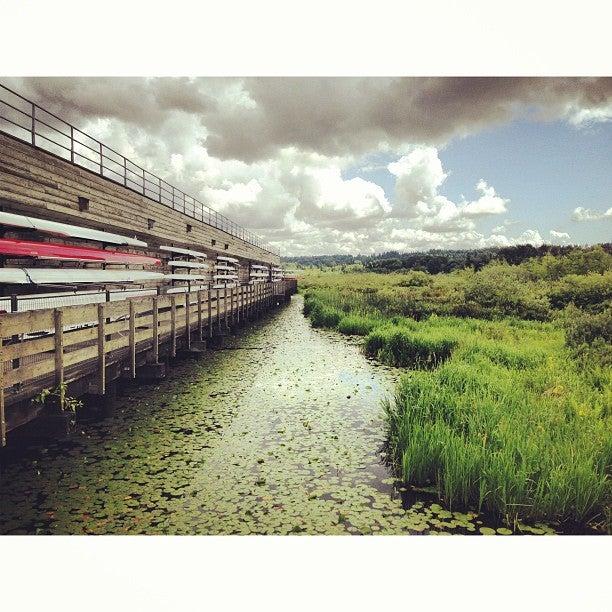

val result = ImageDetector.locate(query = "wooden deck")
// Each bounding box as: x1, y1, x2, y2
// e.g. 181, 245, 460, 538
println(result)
0, 281, 295, 445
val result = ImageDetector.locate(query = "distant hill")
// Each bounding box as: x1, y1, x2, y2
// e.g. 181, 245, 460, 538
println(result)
282, 243, 612, 274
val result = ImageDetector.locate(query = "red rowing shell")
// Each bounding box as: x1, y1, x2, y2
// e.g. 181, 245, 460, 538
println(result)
0, 238, 161, 265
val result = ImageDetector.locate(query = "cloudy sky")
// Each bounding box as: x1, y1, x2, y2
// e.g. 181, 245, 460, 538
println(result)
3, 77, 611, 255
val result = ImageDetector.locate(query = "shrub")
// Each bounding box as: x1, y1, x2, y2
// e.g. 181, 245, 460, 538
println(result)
563, 305, 612, 367
548, 272, 612, 310
397, 270, 433, 287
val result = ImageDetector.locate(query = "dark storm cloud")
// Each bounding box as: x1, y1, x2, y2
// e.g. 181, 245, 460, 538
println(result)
4, 77, 611, 162
205, 77, 612, 160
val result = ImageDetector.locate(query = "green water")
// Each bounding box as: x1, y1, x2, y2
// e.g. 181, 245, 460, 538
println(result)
0, 296, 556, 535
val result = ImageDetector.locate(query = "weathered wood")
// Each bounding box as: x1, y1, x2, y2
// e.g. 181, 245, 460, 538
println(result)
152, 296, 159, 363
0, 132, 280, 265
0, 281, 292, 436
54, 309, 64, 393
207, 289, 213, 338
129, 300, 136, 378
170, 295, 177, 357
197, 290, 203, 340
97, 303, 106, 394
185, 293, 191, 349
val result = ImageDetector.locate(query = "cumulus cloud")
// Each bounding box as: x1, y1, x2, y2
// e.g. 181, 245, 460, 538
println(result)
2, 77, 608, 255
550, 230, 571, 243
387, 147, 508, 234
571, 206, 612, 221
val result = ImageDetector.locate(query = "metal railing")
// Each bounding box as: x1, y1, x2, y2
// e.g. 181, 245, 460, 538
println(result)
0, 83, 279, 256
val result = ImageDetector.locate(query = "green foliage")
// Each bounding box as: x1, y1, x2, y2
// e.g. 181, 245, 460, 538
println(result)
300, 253, 612, 530
365, 326, 457, 368
337, 314, 380, 336
387, 360, 610, 526
548, 272, 612, 310
397, 270, 433, 287
32, 383, 83, 413
562, 304, 612, 367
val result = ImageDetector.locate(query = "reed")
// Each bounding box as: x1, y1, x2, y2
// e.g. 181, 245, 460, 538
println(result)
301, 269, 611, 529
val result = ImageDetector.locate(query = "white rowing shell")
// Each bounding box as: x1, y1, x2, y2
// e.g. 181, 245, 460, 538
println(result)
216, 255, 239, 263
0, 268, 164, 285
214, 264, 237, 271
0, 211, 147, 247
164, 274, 210, 281
159, 245, 208, 258
168, 260, 209, 269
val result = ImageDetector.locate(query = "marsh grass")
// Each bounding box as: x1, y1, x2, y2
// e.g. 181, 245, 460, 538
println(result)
300, 270, 611, 529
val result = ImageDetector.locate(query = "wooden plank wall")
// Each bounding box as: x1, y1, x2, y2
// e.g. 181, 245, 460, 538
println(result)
0, 132, 279, 265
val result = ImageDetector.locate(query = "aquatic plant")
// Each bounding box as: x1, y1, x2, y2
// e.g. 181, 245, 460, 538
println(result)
300, 266, 612, 530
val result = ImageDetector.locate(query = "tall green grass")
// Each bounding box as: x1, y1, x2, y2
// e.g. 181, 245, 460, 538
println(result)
300, 270, 611, 529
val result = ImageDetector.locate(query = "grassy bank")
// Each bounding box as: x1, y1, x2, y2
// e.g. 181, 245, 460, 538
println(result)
299, 252, 611, 530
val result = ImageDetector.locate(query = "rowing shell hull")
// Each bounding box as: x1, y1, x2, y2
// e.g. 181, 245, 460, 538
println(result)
0, 211, 147, 247
0, 268, 165, 285
0, 238, 161, 265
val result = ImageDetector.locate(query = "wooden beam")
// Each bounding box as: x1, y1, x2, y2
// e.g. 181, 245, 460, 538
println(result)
129, 299, 136, 378
185, 292, 191, 349
54, 309, 64, 400
197, 289, 203, 341
207, 289, 213, 338
97, 303, 106, 394
152, 296, 159, 363
170, 295, 177, 357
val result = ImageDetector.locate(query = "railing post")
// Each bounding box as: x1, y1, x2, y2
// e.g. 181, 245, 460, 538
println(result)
142, 167, 146, 195
70, 126, 74, 163
170, 295, 177, 357
152, 296, 159, 363
185, 292, 191, 349
54, 309, 64, 408
99, 141, 103, 175
129, 299, 136, 378
159, 177, 162, 203
123, 157, 127, 187
207, 289, 213, 338
97, 303, 106, 394
197, 290, 204, 340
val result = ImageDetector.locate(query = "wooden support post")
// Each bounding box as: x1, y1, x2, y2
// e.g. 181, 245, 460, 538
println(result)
54, 309, 64, 408
224, 288, 230, 330
129, 300, 136, 378
197, 290, 204, 340
152, 296, 159, 363
170, 295, 177, 357
0, 324, 5, 447
97, 303, 106, 395
207, 290, 213, 338
216, 289, 222, 333
238, 285, 244, 323
185, 292, 191, 349
231, 286, 236, 326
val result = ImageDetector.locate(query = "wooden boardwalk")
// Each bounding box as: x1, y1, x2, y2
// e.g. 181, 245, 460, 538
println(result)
0, 280, 297, 445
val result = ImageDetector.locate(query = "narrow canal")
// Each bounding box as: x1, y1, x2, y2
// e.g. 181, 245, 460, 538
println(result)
0, 296, 553, 535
